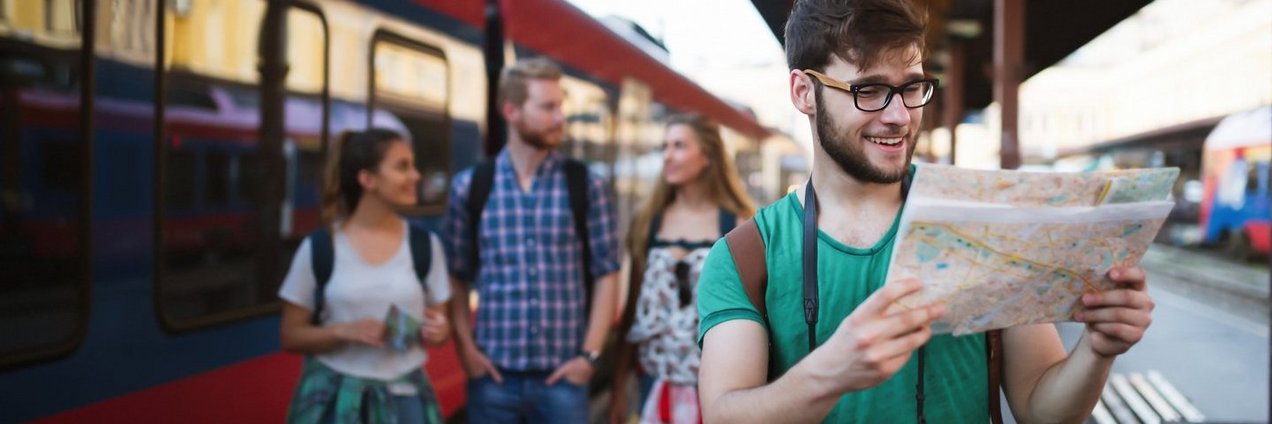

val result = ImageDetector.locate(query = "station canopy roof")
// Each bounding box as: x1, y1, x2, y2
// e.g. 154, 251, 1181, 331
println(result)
749, 0, 1153, 110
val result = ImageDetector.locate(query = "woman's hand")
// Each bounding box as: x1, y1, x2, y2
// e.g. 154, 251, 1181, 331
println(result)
421, 308, 450, 346
331, 318, 386, 348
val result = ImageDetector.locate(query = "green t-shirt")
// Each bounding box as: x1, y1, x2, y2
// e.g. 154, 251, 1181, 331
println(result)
697, 191, 989, 423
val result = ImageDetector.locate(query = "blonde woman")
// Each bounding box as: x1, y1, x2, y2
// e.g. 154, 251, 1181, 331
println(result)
611, 113, 756, 424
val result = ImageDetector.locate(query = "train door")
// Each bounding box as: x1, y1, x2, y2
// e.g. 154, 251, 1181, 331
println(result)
156, 1, 329, 330
368, 31, 450, 216
0, 0, 91, 369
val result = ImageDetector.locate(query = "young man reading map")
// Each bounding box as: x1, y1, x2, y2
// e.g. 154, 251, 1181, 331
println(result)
694, 0, 1156, 422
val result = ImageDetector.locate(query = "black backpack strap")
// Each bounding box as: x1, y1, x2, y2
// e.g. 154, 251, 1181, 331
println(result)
988, 329, 1004, 424
407, 223, 433, 297
308, 229, 334, 325
718, 209, 737, 236
563, 159, 595, 306
463, 161, 497, 282
647, 213, 663, 248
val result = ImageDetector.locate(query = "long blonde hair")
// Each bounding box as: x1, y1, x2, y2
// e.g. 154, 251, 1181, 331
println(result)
625, 113, 756, 261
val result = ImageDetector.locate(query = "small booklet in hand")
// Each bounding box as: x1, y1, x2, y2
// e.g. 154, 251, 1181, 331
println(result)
384, 304, 423, 352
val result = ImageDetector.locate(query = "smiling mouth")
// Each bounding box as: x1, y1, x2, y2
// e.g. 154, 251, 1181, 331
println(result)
866, 136, 904, 146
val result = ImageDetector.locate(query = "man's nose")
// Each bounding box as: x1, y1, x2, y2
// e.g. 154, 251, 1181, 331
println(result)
878, 92, 912, 126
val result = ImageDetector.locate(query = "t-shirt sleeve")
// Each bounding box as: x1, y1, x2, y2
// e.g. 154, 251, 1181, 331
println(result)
278, 238, 317, 311
697, 238, 766, 348
425, 233, 452, 306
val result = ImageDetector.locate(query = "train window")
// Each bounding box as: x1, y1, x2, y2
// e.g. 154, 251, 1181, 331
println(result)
0, 1, 88, 368
166, 84, 218, 111
206, 151, 232, 206
43, 0, 78, 34
369, 32, 450, 214
156, 2, 329, 330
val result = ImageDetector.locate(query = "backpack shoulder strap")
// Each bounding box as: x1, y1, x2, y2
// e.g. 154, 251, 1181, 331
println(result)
988, 328, 1004, 424
564, 159, 593, 287
407, 223, 433, 295
463, 161, 497, 282
308, 229, 334, 325
723, 218, 767, 319
718, 209, 737, 236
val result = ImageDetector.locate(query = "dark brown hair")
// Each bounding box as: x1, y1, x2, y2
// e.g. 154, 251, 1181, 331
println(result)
784, 0, 927, 72
319, 128, 405, 227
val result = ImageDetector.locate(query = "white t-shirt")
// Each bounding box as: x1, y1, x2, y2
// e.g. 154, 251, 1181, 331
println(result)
279, 222, 451, 384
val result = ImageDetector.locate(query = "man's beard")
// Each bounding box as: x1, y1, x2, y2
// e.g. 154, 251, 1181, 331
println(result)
815, 87, 914, 184
515, 119, 563, 150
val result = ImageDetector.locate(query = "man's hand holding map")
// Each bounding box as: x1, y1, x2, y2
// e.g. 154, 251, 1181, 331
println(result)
888, 165, 1180, 335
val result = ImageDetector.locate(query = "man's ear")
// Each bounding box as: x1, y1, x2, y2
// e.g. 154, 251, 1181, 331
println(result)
501, 100, 520, 122
790, 70, 816, 115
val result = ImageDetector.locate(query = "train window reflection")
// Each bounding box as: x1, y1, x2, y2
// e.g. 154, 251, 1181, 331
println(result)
0, 11, 87, 366
157, 4, 328, 329
370, 33, 450, 213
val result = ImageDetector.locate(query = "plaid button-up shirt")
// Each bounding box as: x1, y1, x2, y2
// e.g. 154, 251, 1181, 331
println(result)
442, 149, 620, 371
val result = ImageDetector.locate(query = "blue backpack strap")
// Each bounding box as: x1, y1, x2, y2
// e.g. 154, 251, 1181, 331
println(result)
407, 222, 433, 296
563, 159, 594, 308
718, 209, 737, 236
463, 161, 496, 282
308, 229, 334, 325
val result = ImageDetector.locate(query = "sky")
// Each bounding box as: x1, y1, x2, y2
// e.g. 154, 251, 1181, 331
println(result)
565, 0, 812, 148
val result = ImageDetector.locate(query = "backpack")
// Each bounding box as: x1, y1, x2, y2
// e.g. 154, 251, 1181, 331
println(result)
307, 223, 433, 325
721, 202, 1005, 424
463, 158, 596, 310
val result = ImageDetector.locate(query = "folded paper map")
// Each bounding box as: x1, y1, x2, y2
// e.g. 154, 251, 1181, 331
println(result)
384, 304, 423, 351
888, 165, 1180, 335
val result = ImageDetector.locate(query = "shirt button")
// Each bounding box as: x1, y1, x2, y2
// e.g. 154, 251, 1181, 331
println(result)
527, 238, 536, 247
529, 267, 538, 276
530, 326, 539, 335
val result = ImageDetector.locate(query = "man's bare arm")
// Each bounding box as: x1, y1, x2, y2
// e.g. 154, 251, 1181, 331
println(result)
1002, 267, 1152, 423
700, 279, 943, 423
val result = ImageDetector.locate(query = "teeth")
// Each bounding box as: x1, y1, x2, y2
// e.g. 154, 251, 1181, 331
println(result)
866, 136, 903, 145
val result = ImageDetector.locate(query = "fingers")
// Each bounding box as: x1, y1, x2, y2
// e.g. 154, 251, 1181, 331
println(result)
856, 279, 925, 318
486, 358, 505, 384
1087, 322, 1147, 344
1074, 306, 1152, 328
1081, 289, 1154, 311
861, 323, 933, 367
1108, 267, 1147, 291
545, 363, 568, 385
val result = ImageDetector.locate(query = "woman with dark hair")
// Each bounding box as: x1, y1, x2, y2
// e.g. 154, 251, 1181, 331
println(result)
278, 129, 451, 423
610, 113, 756, 424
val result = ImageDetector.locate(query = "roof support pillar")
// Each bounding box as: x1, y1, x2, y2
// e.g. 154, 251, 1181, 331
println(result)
994, 0, 1023, 169
941, 40, 966, 165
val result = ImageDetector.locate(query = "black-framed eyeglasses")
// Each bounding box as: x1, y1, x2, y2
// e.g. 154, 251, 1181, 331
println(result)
804, 69, 939, 112
673, 261, 693, 308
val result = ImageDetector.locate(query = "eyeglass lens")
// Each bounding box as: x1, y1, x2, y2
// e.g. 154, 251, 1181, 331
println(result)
854, 80, 935, 111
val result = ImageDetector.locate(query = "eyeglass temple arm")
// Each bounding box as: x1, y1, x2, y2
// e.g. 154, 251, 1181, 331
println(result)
802, 69, 856, 92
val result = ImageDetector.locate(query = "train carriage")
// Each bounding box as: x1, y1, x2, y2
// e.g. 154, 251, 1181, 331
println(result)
0, 0, 772, 422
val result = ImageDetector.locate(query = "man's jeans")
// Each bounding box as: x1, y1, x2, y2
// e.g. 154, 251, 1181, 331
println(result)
466, 370, 589, 424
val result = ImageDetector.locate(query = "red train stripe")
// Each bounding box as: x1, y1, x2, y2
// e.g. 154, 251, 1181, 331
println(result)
33, 342, 468, 423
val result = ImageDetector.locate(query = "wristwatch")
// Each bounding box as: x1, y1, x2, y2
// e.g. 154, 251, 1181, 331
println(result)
579, 349, 600, 365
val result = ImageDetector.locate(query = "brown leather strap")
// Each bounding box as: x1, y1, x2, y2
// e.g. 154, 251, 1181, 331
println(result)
724, 218, 767, 318
988, 329, 1004, 424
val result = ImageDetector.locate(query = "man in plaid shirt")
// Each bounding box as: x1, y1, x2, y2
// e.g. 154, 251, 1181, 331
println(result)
443, 57, 620, 423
